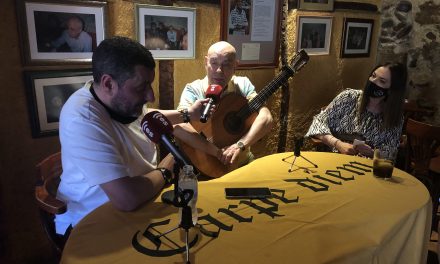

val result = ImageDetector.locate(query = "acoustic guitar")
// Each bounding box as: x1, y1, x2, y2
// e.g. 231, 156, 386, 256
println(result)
177, 50, 310, 178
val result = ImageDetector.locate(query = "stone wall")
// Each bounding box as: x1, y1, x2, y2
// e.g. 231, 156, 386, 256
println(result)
379, 0, 440, 125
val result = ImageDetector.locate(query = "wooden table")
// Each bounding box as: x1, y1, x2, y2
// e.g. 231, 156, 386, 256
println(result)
61, 152, 432, 264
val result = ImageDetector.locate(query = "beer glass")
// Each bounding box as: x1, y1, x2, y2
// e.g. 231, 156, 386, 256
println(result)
373, 146, 397, 180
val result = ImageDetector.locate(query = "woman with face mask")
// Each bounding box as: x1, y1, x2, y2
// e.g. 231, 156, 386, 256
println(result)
305, 62, 408, 158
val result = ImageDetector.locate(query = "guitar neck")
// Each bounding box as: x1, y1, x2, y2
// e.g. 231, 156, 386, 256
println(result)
238, 65, 294, 119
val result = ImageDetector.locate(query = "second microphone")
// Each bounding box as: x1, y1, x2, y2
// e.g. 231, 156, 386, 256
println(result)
200, 84, 223, 123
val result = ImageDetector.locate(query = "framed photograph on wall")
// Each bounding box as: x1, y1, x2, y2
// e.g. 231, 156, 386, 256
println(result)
298, 0, 334, 11
341, 18, 374, 58
220, 0, 282, 69
136, 4, 196, 59
24, 70, 92, 137
297, 16, 333, 55
16, 0, 107, 65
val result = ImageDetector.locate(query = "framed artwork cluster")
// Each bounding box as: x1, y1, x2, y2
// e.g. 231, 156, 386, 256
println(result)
295, 1, 374, 57
17, 1, 197, 137
16, 0, 107, 137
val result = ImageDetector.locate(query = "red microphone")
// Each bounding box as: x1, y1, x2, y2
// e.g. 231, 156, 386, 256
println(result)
200, 84, 223, 123
141, 111, 190, 166
141, 111, 173, 143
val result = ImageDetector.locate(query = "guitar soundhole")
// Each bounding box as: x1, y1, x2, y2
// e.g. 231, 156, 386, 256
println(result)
224, 112, 243, 135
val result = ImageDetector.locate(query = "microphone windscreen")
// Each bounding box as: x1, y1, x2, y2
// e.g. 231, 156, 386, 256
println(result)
141, 111, 173, 143
205, 84, 223, 102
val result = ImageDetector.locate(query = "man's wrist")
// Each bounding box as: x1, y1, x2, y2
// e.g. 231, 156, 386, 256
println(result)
236, 141, 246, 151
155, 168, 173, 186
178, 108, 190, 123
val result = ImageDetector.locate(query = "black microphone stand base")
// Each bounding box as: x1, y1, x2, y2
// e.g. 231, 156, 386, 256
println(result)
155, 204, 195, 264
161, 190, 174, 205
282, 153, 318, 173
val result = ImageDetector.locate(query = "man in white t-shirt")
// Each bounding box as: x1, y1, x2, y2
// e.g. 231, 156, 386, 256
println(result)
55, 36, 207, 236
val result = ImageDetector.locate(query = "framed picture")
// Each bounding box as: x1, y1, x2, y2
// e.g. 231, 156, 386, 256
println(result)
24, 70, 92, 137
16, 0, 107, 65
341, 18, 374, 58
297, 16, 333, 55
136, 4, 196, 60
220, 0, 282, 69
298, 0, 334, 11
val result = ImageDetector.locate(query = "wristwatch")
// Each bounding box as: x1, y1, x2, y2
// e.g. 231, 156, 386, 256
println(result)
236, 141, 246, 151
156, 168, 173, 185
178, 108, 190, 123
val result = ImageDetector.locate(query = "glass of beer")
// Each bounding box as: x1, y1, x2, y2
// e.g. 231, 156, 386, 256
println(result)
373, 146, 397, 180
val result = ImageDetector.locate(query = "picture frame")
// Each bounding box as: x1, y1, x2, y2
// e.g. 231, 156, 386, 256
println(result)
136, 4, 196, 60
16, 0, 107, 65
220, 0, 282, 69
297, 16, 333, 55
24, 70, 92, 137
298, 0, 334, 11
341, 18, 374, 58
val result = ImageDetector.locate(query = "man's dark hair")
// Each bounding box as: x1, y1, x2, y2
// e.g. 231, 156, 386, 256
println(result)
92, 36, 155, 86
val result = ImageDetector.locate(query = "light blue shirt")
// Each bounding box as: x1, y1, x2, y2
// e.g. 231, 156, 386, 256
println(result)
51, 30, 92, 52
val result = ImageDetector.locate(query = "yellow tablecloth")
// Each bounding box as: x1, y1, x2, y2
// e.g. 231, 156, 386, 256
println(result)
61, 152, 432, 264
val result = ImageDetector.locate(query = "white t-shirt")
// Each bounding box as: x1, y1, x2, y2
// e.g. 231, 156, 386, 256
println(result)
55, 81, 157, 234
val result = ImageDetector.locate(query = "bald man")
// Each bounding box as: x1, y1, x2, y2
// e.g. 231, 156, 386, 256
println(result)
50, 15, 92, 52
177, 41, 273, 171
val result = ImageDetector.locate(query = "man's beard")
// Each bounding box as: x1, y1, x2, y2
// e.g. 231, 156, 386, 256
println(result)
111, 94, 142, 119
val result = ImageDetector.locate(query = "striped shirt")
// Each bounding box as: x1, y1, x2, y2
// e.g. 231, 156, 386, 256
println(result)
305, 89, 403, 151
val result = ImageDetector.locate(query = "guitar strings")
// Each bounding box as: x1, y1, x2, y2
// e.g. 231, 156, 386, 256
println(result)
237, 70, 290, 119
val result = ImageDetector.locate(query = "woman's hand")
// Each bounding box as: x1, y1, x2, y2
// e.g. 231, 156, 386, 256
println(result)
335, 141, 357, 155
354, 143, 374, 158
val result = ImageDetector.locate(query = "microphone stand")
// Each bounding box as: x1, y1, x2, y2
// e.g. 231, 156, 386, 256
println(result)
155, 160, 195, 264
282, 138, 318, 173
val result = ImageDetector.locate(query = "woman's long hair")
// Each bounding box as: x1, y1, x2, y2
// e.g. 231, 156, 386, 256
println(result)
358, 62, 408, 129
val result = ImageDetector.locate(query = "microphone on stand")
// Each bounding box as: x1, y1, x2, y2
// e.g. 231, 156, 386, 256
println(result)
200, 84, 223, 123
141, 111, 191, 167
141, 111, 193, 205
293, 137, 304, 157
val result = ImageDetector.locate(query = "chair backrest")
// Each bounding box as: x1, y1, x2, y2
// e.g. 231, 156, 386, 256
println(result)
35, 152, 67, 255
405, 118, 440, 176
403, 99, 435, 123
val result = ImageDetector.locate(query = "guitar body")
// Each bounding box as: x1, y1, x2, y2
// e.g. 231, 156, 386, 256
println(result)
177, 93, 257, 178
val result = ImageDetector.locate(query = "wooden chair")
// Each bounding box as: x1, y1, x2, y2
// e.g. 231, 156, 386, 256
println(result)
35, 152, 67, 257
403, 99, 435, 125
405, 118, 440, 230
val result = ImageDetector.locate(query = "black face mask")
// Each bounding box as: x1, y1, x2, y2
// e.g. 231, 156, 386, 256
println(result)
364, 80, 389, 98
